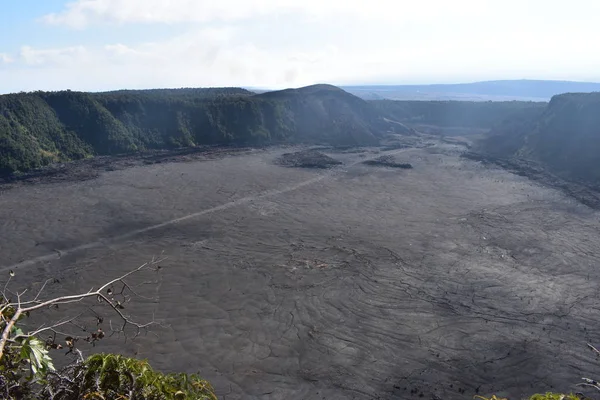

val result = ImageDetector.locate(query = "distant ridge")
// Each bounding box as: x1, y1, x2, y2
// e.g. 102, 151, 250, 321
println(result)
478, 91, 600, 184
343, 79, 600, 101
0, 85, 404, 174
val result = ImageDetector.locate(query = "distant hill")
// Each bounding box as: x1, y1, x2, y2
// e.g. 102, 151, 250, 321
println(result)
477, 92, 600, 184
257, 84, 391, 144
372, 100, 546, 129
0, 85, 401, 174
101, 87, 255, 98
344, 80, 600, 101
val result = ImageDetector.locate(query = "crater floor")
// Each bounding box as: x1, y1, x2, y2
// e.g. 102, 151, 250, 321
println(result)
2, 142, 600, 399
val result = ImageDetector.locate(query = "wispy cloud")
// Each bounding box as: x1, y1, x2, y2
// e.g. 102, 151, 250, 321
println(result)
20, 45, 88, 67
0, 53, 14, 65
1, 0, 598, 93
0, 28, 337, 91
5, 7, 600, 94
41, 0, 489, 28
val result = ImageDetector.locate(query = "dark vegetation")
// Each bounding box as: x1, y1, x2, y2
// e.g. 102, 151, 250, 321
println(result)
363, 155, 413, 169
476, 92, 600, 184
0, 85, 394, 175
3, 81, 600, 195
0, 146, 252, 186
40, 354, 217, 400
275, 149, 342, 169
2, 351, 217, 400
372, 99, 546, 128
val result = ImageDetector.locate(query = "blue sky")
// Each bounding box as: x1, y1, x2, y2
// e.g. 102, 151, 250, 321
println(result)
2, 1, 600, 93
0, 1, 189, 66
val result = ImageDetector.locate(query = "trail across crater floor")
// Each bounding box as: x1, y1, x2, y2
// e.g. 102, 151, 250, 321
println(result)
2, 143, 600, 399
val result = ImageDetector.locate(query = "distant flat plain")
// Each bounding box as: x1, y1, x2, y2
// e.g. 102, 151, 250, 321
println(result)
2, 141, 600, 399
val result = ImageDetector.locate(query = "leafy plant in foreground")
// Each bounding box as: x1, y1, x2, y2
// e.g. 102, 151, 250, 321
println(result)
0, 259, 217, 399
40, 353, 217, 400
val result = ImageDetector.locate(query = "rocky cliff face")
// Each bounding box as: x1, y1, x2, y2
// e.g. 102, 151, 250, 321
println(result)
478, 92, 600, 184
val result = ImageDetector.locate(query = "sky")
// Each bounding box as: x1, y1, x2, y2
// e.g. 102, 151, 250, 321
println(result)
1, 0, 600, 93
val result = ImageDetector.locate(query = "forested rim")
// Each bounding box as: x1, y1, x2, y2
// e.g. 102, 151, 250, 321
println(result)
0, 85, 390, 174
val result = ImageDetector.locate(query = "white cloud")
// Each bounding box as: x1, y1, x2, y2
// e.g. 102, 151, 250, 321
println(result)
40, 0, 600, 36
42, 0, 496, 28
4, 17, 600, 94
0, 53, 14, 65
20, 45, 88, 66
2, 0, 600, 92
0, 28, 332, 92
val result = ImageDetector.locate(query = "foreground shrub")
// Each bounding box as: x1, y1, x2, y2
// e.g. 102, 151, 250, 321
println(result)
476, 393, 588, 400
529, 394, 583, 400
1, 259, 217, 399
41, 353, 217, 400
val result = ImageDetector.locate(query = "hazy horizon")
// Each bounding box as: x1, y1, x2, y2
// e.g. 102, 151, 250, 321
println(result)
0, 79, 600, 95
2, 1, 600, 93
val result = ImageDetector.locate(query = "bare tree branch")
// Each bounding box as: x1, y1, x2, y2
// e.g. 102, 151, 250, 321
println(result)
578, 380, 600, 392
15, 314, 83, 340
32, 278, 54, 303
587, 343, 600, 357
0, 256, 165, 361
1, 274, 12, 300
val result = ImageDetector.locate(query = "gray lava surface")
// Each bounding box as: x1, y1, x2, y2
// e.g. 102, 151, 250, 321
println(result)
2, 142, 600, 399
363, 155, 413, 169
275, 150, 343, 169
